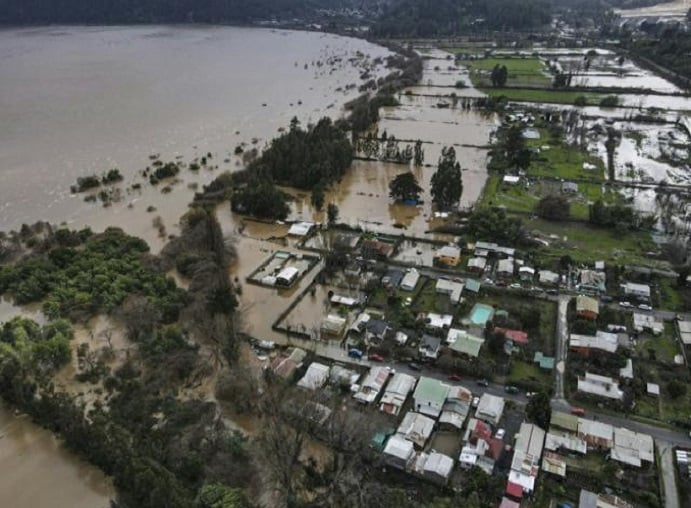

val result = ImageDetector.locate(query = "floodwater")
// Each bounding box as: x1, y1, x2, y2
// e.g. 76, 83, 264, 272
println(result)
0, 405, 114, 508
0, 25, 393, 506
615, 0, 689, 18
0, 26, 391, 248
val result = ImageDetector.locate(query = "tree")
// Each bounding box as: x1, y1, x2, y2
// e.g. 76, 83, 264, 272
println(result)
326, 203, 339, 225
667, 379, 687, 399
431, 147, 463, 210
536, 195, 570, 221
311, 185, 325, 211
389, 172, 423, 202
526, 391, 551, 429
496, 65, 508, 87
503, 124, 531, 171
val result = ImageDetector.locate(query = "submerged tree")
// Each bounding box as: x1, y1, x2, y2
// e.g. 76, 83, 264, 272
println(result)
431, 147, 463, 210
389, 172, 423, 202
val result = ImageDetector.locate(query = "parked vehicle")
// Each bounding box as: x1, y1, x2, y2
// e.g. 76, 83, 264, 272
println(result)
368, 353, 385, 362
348, 348, 364, 359
570, 406, 586, 417
495, 428, 506, 439
448, 374, 462, 382
476, 379, 489, 387
638, 303, 652, 311
408, 362, 422, 371
619, 301, 632, 308
471, 396, 480, 408
504, 385, 519, 394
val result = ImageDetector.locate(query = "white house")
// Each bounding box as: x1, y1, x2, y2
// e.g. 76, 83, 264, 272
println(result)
297, 362, 330, 390
475, 394, 505, 425
380, 372, 417, 416
397, 411, 435, 448
622, 282, 651, 300
577, 372, 623, 401
383, 434, 415, 470
353, 366, 392, 404
400, 268, 421, 291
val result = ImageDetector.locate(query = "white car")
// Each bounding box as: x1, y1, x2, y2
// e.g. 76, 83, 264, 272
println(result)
638, 303, 652, 311
509, 283, 521, 289
471, 396, 480, 408
495, 428, 506, 440
619, 301, 632, 308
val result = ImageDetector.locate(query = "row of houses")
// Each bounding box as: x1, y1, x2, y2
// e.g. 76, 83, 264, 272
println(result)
545, 411, 654, 469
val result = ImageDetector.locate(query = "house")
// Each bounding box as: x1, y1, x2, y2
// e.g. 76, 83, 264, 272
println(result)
382, 269, 405, 289
276, 266, 300, 286
611, 427, 654, 467
271, 347, 306, 379
425, 313, 453, 331
578, 372, 623, 400
570, 331, 619, 355
576, 295, 599, 320
361, 239, 394, 260
349, 312, 370, 333
414, 452, 455, 484
494, 327, 529, 346
434, 245, 461, 267
394, 330, 409, 346
578, 490, 635, 508
353, 366, 392, 404
440, 386, 472, 430
396, 411, 435, 448
465, 278, 482, 293
509, 422, 546, 494
330, 294, 358, 307
647, 383, 660, 396
499, 497, 521, 508
561, 181, 579, 194
448, 329, 485, 358
533, 351, 555, 370
579, 270, 606, 293
550, 411, 579, 434
541, 451, 567, 478
473, 241, 515, 258
545, 430, 587, 454
419, 334, 442, 360
539, 270, 560, 286
622, 282, 651, 300
400, 268, 421, 291
297, 362, 330, 390
380, 372, 417, 416
365, 319, 390, 342
678, 320, 691, 345
518, 266, 535, 281
578, 418, 614, 449
503, 175, 521, 185
383, 434, 415, 469
413, 376, 450, 418
320, 314, 347, 338
496, 258, 515, 279
475, 393, 505, 425
619, 358, 633, 379
467, 257, 487, 273
287, 221, 314, 236
435, 278, 463, 304
329, 365, 360, 388
633, 312, 663, 335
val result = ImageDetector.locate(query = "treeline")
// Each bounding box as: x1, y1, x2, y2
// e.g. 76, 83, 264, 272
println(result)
0, 0, 318, 24
232, 117, 352, 220
629, 28, 691, 85
371, 0, 552, 37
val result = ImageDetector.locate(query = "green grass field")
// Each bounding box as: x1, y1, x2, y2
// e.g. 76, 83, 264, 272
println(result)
527, 135, 606, 181
480, 87, 605, 105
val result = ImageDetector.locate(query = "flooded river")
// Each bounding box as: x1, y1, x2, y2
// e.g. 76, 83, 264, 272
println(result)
0, 25, 393, 507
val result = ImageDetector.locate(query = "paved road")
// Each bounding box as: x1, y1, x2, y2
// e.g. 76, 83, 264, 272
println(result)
554, 295, 571, 403
658, 440, 681, 508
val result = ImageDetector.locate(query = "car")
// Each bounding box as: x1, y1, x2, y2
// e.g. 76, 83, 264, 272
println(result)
525, 391, 537, 399
348, 348, 364, 359
471, 396, 480, 408
638, 303, 653, 311
495, 428, 506, 440
408, 362, 422, 371
404, 297, 413, 307
368, 353, 385, 363
476, 379, 489, 387
600, 295, 613, 303
509, 283, 521, 289
546, 289, 558, 295
619, 301, 632, 308
570, 406, 586, 417
504, 385, 519, 394
448, 374, 462, 382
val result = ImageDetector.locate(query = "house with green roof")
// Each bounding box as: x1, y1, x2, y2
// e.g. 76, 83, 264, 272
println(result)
413, 376, 450, 419
447, 329, 485, 358
533, 351, 555, 370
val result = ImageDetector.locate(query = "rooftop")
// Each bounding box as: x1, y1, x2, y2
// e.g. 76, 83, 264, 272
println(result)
414, 376, 450, 405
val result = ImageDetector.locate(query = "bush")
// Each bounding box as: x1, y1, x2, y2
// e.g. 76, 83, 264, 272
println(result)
667, 379, 687, 399
599, 95, 619, 108
574, 95, 587, 107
